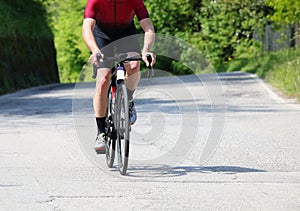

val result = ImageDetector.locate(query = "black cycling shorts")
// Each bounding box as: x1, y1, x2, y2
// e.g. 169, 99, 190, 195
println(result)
93, 22, 141, 69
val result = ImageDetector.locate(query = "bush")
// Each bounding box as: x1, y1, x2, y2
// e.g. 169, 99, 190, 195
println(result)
265, 48, 300, 101
0, 0, 59, 94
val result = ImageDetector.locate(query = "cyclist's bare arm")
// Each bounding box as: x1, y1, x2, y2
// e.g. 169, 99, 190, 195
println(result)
82, 18, 103, 65
139, 18, 156, 66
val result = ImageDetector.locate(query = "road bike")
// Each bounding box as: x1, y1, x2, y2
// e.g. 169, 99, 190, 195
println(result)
94, 53, 153, 175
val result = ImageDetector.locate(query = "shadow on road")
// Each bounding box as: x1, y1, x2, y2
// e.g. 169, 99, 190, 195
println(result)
0, 84, 76, 117
170, 165, 266, 174
126, 164, 266, 178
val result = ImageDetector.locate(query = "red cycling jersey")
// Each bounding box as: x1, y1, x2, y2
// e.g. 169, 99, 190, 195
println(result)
84, 0, 149, 29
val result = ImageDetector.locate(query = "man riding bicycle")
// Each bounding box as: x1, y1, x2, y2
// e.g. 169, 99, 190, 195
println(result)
82, 0, 156, 153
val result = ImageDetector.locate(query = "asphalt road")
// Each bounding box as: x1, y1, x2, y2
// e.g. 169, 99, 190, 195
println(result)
0, 72, 299, 210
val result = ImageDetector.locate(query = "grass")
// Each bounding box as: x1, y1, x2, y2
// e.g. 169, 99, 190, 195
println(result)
219, 47, 300, 102
264, 49, 300, 101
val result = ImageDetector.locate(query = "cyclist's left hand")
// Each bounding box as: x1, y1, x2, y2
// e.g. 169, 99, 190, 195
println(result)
90, 51, 104, 67
142, 52, 156, 67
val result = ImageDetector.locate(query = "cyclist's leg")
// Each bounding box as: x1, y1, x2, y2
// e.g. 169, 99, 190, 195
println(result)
93, 67, 110, 152
124, 58, 141, 100
124, 59, 140, 125
94, 67, 111, 120
117, 44, 141, 125
93, 31, 114, 151
113, 24, 141, 124
116, 34, 141, 101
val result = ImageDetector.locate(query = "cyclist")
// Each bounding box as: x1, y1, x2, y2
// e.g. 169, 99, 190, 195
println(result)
82, 0, 156, 153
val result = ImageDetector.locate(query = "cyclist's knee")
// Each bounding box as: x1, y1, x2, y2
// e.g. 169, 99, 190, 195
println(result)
125, 61, 140, 75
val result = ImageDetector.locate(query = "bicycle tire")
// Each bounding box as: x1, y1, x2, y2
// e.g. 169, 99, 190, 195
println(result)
105, 117, 116, 168
105, 86, 116, 168
116, 83, 130, 175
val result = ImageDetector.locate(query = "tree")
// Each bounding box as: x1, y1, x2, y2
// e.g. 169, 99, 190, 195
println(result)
143, 0, 201, 34
52, 0, 89, 82
265, 0, 300, 47
265, 0, 300, 24
38, 0, 89, 82
0, 0, 59, 94
199, 0, 268, 65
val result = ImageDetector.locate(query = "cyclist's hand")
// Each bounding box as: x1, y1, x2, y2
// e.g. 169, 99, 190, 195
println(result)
142, 52, 156, 67
90, 51, 104, 67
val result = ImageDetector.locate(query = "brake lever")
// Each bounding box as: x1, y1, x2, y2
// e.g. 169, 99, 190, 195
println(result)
146, 54, 154, 78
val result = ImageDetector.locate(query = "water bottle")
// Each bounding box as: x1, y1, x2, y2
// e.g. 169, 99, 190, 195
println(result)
117, 66, 125, 83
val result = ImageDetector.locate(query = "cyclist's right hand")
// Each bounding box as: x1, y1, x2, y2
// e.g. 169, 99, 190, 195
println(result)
142, 52, 156, 68
89, 51, 104, 67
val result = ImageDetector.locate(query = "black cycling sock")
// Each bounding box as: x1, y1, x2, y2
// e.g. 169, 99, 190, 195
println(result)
127, 88, 135, 102
96, 117, 106, 134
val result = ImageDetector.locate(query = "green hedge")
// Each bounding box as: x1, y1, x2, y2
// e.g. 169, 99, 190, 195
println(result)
0, 0, 59, 94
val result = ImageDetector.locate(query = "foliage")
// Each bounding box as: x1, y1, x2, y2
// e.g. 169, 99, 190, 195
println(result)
41, 0, 89, 82
0, 0, 52, 39
142, 0, 203, 75
265, 0, 300, 48
144, 0, 201, 34
144, 0, 270, 75
265, 48, 300, 101
0, 0, 59, 95
198, 0, 269, 65
265, 0, 300, 24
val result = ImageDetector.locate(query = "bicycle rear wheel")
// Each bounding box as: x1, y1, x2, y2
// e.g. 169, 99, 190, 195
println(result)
105, 116, 116, 168
105, 86, 116, 168
116, 83, 130, 175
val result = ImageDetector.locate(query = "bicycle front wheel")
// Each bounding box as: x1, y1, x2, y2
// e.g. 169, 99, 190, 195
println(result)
116, 83, 130, 175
